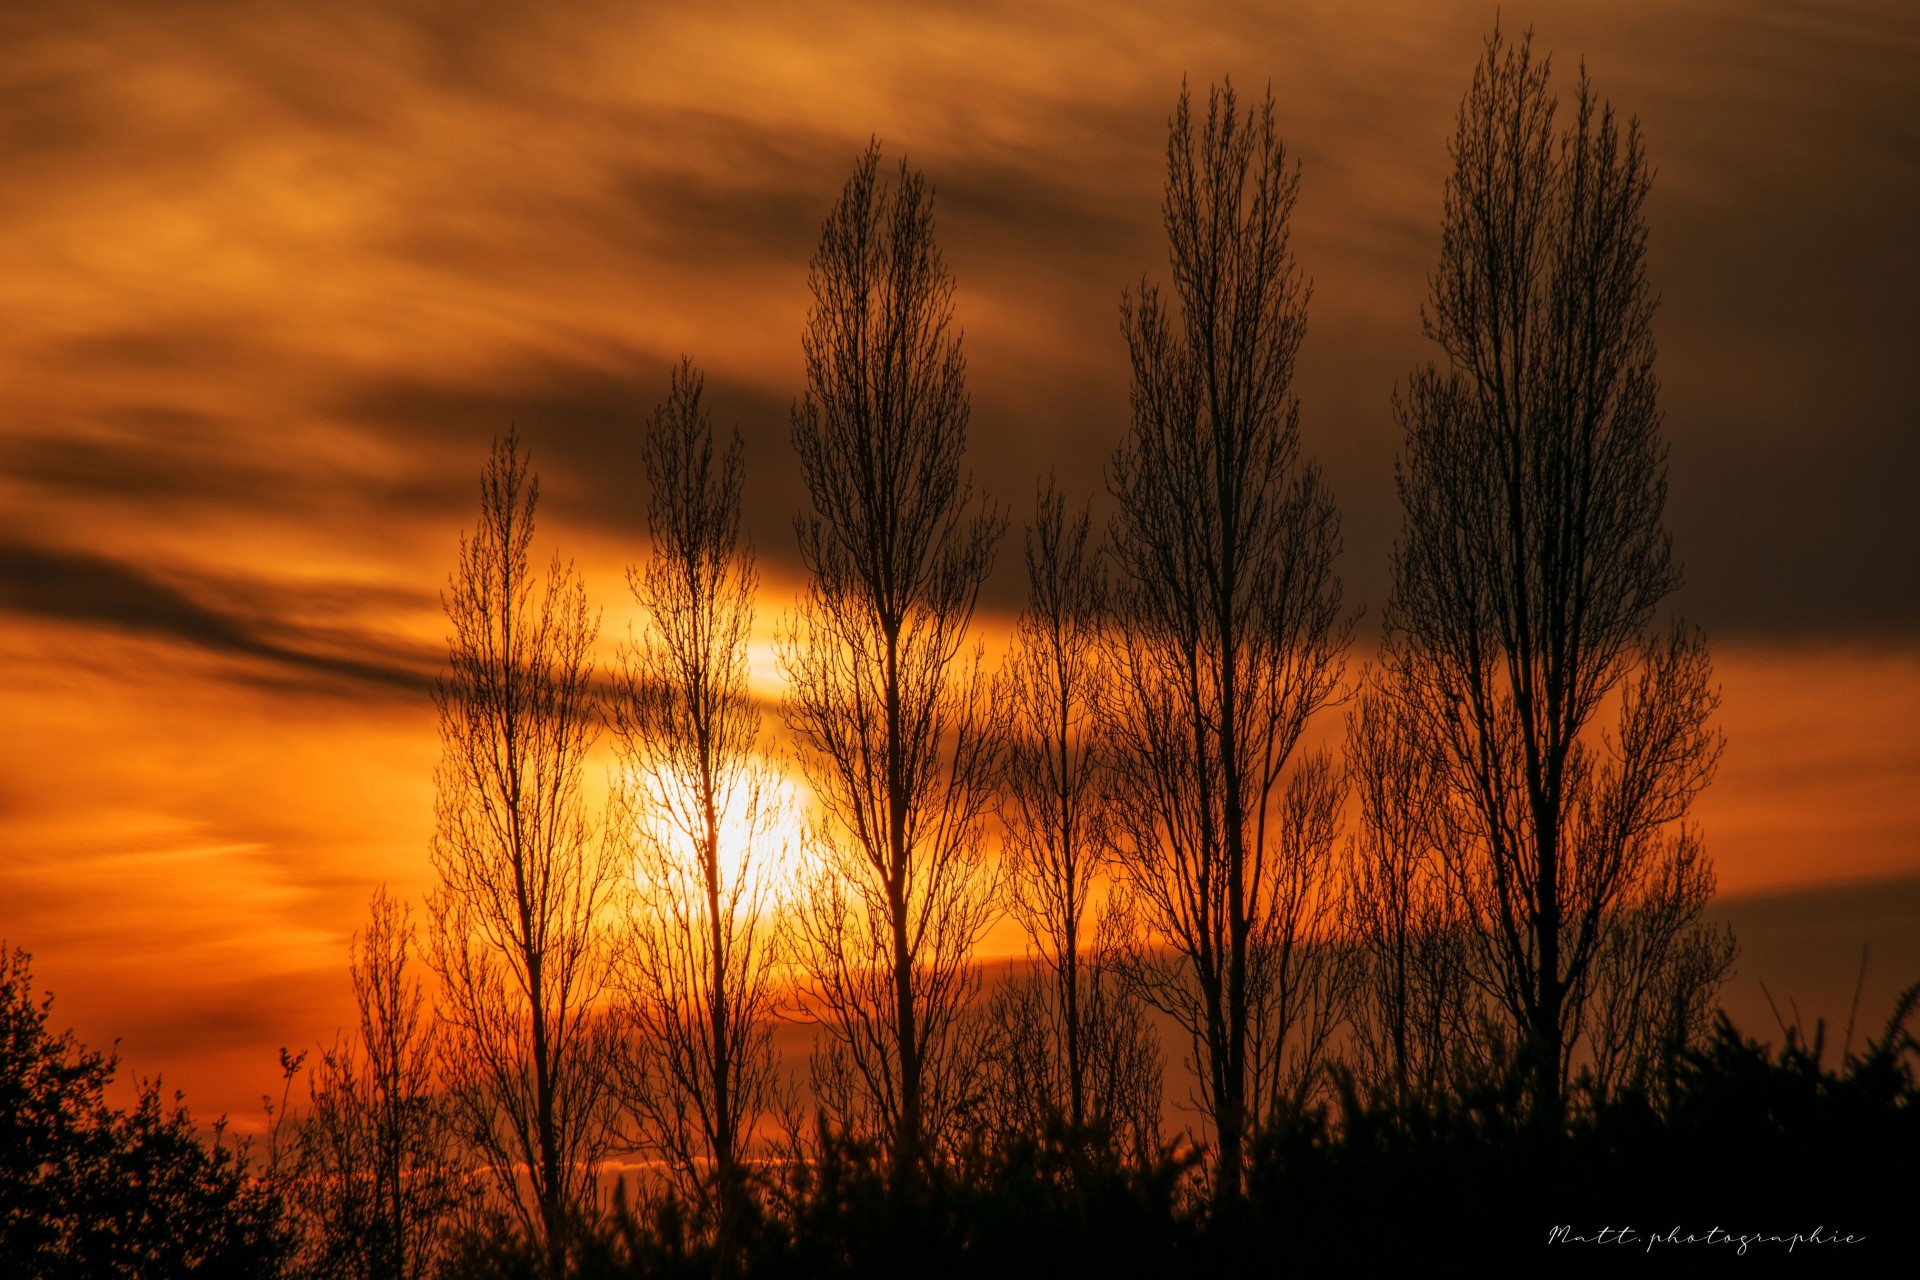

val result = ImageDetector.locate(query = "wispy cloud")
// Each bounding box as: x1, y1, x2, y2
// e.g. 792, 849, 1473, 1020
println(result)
0, 538, 438, 694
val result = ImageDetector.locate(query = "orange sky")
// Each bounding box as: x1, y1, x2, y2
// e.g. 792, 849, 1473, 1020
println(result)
2, 0, 1916, 1127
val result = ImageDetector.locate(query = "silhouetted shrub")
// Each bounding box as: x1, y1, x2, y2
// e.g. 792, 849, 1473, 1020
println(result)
1232, 986, 1919, 1265
12, 939, 1911, 1276
0, 946, 293, 1279
473, 1114, 1198, 1279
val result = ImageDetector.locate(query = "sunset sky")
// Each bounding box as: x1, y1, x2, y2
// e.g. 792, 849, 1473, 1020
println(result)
2, 0, 1916, 1127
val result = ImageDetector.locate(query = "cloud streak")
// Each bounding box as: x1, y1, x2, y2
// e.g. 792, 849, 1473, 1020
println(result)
0, 538, 437, 694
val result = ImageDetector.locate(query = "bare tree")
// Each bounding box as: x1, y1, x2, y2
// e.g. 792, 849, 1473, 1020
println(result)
1340, 686, 1480, 1104
779, 142, 1006, 1178
293, 887, 470, 1280
984, 481, 1161, 1154
974, 940, 1164, 1166
1382, 27, 1734, 1118
1104, 81, 1353, 1205
427, 432, 623, 1276
610, 358, 784, 1264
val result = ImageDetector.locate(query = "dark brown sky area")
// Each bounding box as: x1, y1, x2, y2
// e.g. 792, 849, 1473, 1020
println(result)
3, 0, 1915, 636
1, 0, 1915, 1125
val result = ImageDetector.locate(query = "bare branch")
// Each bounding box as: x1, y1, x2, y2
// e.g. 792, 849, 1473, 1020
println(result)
1105, 81, 1354, 1205
608, 359, 786, 1265
778, 143, 1008, 1177
983, 480, 1163, 1149
426, 431, 623, 1276
290, 887, 473, 1279
1382, 26, 1733, 1116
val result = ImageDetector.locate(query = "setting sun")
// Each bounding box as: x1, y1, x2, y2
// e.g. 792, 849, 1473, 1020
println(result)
624, 755, 809, 910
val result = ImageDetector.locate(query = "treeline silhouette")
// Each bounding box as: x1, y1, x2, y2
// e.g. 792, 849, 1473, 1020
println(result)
4, 26, 1913, 1278
6, 944, 1914, 1275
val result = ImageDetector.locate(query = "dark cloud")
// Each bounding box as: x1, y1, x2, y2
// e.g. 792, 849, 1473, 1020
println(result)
0, 537, 436, 694
0, 0, 1914, 651
598, 112, 859, 267
104, 964, 351, 1076
2, 424, 279, 508
333, 351, 817, 570
1667, 383, 1920, 639
53, 324, 271, 372
0, 58, 108, 185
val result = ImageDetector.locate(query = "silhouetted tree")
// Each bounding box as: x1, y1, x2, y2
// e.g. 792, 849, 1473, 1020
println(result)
1381, 27, 1733, 1118
428, 433, 623, 1276
0, 945, 291, 1278
610, 358, 785, 1268
1340, 686, 1481, 1103
779, 142, 1006, 1177
983, 482, 1161, 1157
975, 957, 1164, 1169
292, 888, 470, 1279
1104, 81, 1353, 1205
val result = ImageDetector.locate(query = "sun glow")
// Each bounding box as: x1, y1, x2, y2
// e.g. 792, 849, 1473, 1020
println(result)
625, 756, 809, 911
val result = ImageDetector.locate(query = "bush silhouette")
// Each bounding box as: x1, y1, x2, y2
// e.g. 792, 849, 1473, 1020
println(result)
1231, 987, 1918, 1265
0, 946, 291, 1279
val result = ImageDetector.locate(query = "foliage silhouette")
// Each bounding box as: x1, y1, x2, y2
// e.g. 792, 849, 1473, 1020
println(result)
438, 1115, 1200, 1280
425, 977, 1917, 1272
0, 945, 292, 1278
13, 936, 1911, 1275
1231, 987, 1918, 1265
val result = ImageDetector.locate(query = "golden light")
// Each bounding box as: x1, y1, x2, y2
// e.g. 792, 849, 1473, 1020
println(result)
625, 755, 809, 912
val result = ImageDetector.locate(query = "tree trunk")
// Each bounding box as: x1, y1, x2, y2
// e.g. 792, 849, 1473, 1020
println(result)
705, 773, 737, 1274
886, 624, 922, 1176
528, 954, 565, 1280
